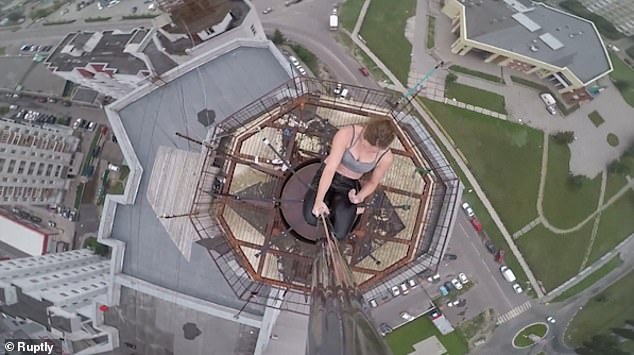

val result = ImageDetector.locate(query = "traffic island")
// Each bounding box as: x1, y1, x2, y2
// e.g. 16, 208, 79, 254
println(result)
512, 322, 548, 348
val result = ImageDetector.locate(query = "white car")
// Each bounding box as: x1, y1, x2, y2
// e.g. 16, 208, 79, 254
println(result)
451, 278, 463, 290
334, 83, 343, 95
461, 202, 474, 217
400, 312, 414, 321
288, 55, 300, 67
390, 286, 400, 297
407, 279, 417, 288
512, 283, 523, 294
546, 316, 556, 324
446, 299, 460, 307
72, 118, 84, 130
399, 283, 409, 295
458, 272, 469, 284
369, 299, 378, 308
298, 67, 307, 76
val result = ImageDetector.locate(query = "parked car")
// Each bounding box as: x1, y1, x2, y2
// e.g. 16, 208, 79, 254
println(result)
444, 281, 454, 291
262, 7, 273, 14
451, 278, 463, 290
407, 279, 417, 288
546, 316, 556, 324
359, 67, 369, 76
47, 98, 57, 103
288, 55, 300, 67
512, 283, 523, 294
461, 202, 474, 217
400, 312, 414, 321
368, 299, 378, 308
470, 217, 483, 232
500, 265, 517, 282
72, 118, 84, 129
379, 323, 393, 335
334, 83, 343, 96
443, 253, 457, 261
297, 66, 306, 76
439, 285, 448, 296
107, 163, 120, 172
390, 285, 400, 297
399, 283, 409, 295
37, 97, 47, 103
29, 215, 42, 223
458, 272, 469, 284
446, 299, 460, 307
87, 121, 97, 131
47, 220, 56, 228
62, 101, 72, 107
485, 240, 497, 254
539, 92, 557, 115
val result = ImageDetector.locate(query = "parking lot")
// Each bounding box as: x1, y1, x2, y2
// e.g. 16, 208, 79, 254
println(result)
45, 0, 157, 23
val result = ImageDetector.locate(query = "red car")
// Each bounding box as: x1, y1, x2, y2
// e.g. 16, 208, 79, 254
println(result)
470, 217, 483, 232
359, 67, 369, 77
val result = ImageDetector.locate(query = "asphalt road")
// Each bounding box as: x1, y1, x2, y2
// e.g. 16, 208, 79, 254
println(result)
258, 0, 379, 88
475, 239, 634, 355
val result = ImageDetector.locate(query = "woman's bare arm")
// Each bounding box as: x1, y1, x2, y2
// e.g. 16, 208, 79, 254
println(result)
313, 127, 352, 212
356, 151, 393, 201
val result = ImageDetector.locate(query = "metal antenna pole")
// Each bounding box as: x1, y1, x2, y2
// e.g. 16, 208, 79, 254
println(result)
262, 137, 314, 190
390, 61, 444, 116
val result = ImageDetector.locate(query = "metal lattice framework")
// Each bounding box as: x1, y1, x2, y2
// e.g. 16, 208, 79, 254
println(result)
187, 77, 461, 314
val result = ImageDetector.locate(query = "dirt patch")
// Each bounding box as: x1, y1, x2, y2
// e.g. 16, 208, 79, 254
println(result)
459, 309, 497, 350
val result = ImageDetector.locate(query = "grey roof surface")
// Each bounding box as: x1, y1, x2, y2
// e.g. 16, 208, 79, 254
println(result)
103, 287, 259, 355
47, 31, 148, 75
142, 40, 177, 74
111, 45, 290, 312
464, 1, 611, 83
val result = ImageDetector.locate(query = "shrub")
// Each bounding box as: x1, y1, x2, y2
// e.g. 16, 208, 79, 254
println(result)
446, 72, 457, 84
553, 131, 575, 145
568, 174, 585, 190
608, 160, 630, 175
271, 29, 286, 45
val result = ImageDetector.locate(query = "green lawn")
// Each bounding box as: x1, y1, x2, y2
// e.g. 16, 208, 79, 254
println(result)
385, 316, 468, 355
589, 190, 634, 263
426, 15, 435, 49
627, 45, 634, 60
289, 44, 319, 76
74, 183, 85, 209
552, 255, 622, 303
587, 110, 605, 127
422, 100, 541, 233
360, 0, 416, 85
449, 65, 503, 83
0, 47, 5, 55
340, 0, 365, 32
542, 137, 602, 229
559, 0, 624, 40
517, 223, 594, 292
513, 323, 547, 347
604, 171, 628, 200
336, 33, 391, 83
609, 53, 634, 108
566, 271, 634, 347
445, 81, 507, 114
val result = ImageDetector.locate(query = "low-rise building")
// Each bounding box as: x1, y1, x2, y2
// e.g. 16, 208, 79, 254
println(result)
443, 0, 613, 100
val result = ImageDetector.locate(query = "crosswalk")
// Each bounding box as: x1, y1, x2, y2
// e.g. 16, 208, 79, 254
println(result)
496, 301, 532, 324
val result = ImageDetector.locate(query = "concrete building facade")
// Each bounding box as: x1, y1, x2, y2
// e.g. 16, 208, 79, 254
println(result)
0, 119, 80, 205
0, 249, 118, 354
442, 0, 613, 99
579, 0, 634, 36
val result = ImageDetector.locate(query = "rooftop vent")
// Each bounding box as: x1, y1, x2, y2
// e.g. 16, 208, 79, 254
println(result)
539, 32, 564, 50
512, 13, 541, 32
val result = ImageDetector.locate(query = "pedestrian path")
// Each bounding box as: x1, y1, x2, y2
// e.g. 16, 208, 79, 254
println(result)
496, 301, 532, 325
513, 218, 541, 239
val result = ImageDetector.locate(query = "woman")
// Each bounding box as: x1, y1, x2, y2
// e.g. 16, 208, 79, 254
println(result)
302, 117, 396, 240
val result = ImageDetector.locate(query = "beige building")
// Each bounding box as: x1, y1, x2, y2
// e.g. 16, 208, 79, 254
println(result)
579, 0, 634, 36
443, 0, 612, 100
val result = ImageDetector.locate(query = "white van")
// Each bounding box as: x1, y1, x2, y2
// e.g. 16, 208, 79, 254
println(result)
500, 265, 516, 283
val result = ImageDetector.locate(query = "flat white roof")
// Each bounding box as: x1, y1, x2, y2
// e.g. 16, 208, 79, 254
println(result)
0, 215, 48, 256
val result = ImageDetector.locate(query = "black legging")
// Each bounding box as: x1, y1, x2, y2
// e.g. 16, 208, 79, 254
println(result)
303, 164, 361, 240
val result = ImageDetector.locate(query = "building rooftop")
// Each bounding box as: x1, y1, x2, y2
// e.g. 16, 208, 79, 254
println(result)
159, 0, 250, 40
103, 286, 260, 355
46, 30, 150, 75
104, 40, 293, 314
463, 0, 611, 83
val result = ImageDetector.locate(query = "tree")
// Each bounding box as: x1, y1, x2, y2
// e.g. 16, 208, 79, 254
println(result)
8, 11, 23, 22
608, 160, 630, 175
614, 80, 631, 91
612, 327, 634, 340
626, 319, 634, 327
625, 143, 634, 158
553, 131, 575, 144
0, 106, 9, 115
568, 174, 584, 190
446, 72, 457, 84
271, 29, 286, 45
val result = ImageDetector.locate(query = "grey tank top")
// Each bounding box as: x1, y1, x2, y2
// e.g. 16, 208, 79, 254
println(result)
340, 125, 387, 174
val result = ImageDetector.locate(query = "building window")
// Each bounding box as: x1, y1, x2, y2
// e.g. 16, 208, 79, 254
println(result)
251, 24, 257, 36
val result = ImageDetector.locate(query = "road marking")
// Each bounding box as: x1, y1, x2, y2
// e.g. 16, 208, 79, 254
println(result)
458, 222, 514, 309
496, 301, 532, 324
